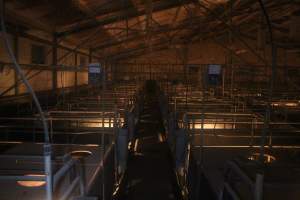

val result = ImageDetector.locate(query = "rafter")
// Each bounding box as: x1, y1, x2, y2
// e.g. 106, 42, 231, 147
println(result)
56, 0, 196, 37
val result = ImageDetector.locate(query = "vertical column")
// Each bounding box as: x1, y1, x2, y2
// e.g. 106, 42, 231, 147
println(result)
254, 174, 264, 200
13, 32, 19, 95
228, 0, 234, 98
103, 60, 106, 90
89, 48, 93, 63
283, 50, 288, 85
257, 13, 265, 51
149, 62, 152, 80
88, 49, 93, 90
52, 36, 58, 91
74, 52, 78, 91
222, 67, 225, 96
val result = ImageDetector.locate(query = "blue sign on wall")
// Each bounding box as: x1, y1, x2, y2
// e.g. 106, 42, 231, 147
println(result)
88, 63, 102, 85
208, 64, 222, 86
208, 64, 221, 75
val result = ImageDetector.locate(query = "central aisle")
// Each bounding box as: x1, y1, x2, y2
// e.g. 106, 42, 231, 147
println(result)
117, 83, 182, 200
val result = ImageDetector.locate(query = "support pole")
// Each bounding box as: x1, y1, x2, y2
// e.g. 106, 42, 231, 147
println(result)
200, 66, 206, 166
228, 0, 234, 98
52, 36, 57, 91
74, 52, 78, 92
103, 61, 106, 90
89, 48, 93, 63
44, 144, 53, 200
254, 173, 264, 200
13, 32, 19, 95
258, 0, 277, 163
0, 3, 52, 200
222, 67, 225, 96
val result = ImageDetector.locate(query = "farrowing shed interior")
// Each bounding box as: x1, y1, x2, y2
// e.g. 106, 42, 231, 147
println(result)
0, 0, 300, 200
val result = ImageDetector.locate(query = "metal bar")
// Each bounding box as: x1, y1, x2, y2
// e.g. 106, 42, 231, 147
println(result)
0, 117, 119, 121
1, 62, 88, 72
53, 159, 77, 187
200, 65, 206, 166
195, 2, 268, 65
191, 134, 300, 138
227, 161, 254, 187
118, 63, 300, 68
0, 175, 45, 181
1, 2, 52, 200
13, 32, 19, 95
92, 19, 147, 51
79, 161, 86, 196
52, 36, 58, 91
44, 144, 52, 200
0, 26, 101, 98
75, 52, 78, 92
48, 110, 116, 114
186, 112, 254, 116
0, 70, 42, 97
60, 176, 80, 200
7, 30, 97, 59
0, 142, 100, 148
4, 130, 116, 136
101, 130, 105, 200
0, 154, 47, 159
89, 49, 93, 63
86, 144, 114, 194
224, 182, 241, 200
193, 145, 300, 149
57, 0, 194, 37
259, 0, 277, 161
254, 173, 264, 200
0, 65, 87, 98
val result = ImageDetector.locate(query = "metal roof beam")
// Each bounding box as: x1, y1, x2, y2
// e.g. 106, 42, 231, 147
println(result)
56, 0, 195, 37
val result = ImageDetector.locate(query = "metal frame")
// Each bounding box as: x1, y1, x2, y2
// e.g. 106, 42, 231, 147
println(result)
0, 82, 139, 199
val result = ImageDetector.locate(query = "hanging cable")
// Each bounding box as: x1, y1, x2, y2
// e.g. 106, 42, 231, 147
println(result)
257, 0, 276, 163
0, 1, 50, 143
0, 1, 52, 199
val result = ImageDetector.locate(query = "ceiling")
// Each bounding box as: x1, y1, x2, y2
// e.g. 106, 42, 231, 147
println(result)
4, 0, 300, 61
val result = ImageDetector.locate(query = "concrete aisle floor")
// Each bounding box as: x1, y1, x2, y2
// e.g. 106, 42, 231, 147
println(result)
117, 94, 182, 200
